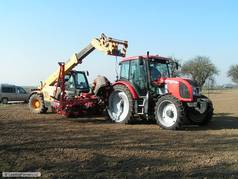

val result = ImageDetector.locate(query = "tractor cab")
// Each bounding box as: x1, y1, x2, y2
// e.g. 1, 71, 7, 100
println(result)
118, 55, 173, 96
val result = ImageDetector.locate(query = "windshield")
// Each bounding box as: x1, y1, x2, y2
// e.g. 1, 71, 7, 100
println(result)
149, 60, 170, 81
65, 72, 89, 91
75, 72, 89, 89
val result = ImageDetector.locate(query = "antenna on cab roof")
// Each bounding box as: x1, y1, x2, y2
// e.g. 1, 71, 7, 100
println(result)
147, 51, 150, 58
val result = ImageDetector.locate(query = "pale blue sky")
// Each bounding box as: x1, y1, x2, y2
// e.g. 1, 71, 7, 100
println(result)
0, 0, 237, 86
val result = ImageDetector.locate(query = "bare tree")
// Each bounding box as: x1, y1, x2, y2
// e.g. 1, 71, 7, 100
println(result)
204, 76, 216, 89
228, 64, 238, 84
181, 56, 219, 87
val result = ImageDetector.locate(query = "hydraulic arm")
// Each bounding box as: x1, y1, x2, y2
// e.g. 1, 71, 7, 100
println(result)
40, 33, 128, 89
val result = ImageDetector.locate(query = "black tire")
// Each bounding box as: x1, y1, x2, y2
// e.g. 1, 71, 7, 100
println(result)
186, 96, 214, 126
2, 98, 8, 104
29, 93, 47, 114
107, 85, 133, 124
155, 95, 185, 130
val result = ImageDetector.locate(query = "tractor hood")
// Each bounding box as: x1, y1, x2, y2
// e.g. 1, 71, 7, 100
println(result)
153, 77, 200, 102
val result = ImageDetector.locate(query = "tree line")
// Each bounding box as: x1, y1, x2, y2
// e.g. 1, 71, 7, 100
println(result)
170, 56, 238, 88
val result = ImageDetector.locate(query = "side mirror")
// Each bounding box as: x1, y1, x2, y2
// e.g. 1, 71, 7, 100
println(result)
86, 71, 89, 76
175, 62, 179, 70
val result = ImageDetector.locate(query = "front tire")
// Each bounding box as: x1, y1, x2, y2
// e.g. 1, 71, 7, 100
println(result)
186, 96, 213, 125
29, 93, 47, 114
155, 95, 185, 130
107, 85, 133, 124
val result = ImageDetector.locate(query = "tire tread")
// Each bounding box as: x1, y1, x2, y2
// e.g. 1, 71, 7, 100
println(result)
155, 94, 185, 130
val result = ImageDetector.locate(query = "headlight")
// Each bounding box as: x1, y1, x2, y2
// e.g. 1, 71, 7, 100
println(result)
192, 86, 201, 96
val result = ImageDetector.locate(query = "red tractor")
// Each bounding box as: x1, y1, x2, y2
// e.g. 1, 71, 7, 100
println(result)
107, 52, 213, 129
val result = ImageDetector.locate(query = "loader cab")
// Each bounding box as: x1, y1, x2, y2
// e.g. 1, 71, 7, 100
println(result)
65, 71, 90, 94
119, 56, 171, 96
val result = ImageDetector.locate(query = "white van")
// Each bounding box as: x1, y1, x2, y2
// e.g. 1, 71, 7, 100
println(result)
0, 84, 30, 104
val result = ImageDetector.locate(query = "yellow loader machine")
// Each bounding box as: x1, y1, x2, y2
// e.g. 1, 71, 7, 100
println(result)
29, 34, 128, 116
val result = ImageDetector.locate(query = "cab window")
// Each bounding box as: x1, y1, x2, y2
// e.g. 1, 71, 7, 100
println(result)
129, 60, 147, 95
75, 73, 89, 90
149, 60, 170, 80
65, 74, 75, 90
120, 61, 129, 80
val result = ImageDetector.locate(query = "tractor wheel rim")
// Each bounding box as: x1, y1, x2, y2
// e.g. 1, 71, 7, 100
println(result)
32, 100, 41, 109
108, 91, 129, 123
158, 100, 177, 127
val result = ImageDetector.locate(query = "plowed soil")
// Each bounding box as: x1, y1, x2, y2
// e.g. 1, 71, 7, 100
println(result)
1, 89, 238, 178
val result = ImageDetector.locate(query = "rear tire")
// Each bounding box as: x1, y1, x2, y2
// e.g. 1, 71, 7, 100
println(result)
2, 98, 8, 104
29, 93, 47, 114
155, 95, 185, 130
107, 85, 133, 124
186, 96, 213, 126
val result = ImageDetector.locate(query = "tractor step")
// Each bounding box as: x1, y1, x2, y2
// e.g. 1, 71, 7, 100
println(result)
135, 94, 148, 115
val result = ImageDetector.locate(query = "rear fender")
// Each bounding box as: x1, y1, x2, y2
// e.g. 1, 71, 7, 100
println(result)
113, 81, 139, 99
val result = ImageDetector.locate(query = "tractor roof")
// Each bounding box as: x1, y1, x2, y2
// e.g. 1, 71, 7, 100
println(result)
122, 55, 170, 62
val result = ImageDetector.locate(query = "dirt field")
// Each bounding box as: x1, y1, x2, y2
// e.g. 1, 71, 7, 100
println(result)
1, 89, 238, 178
